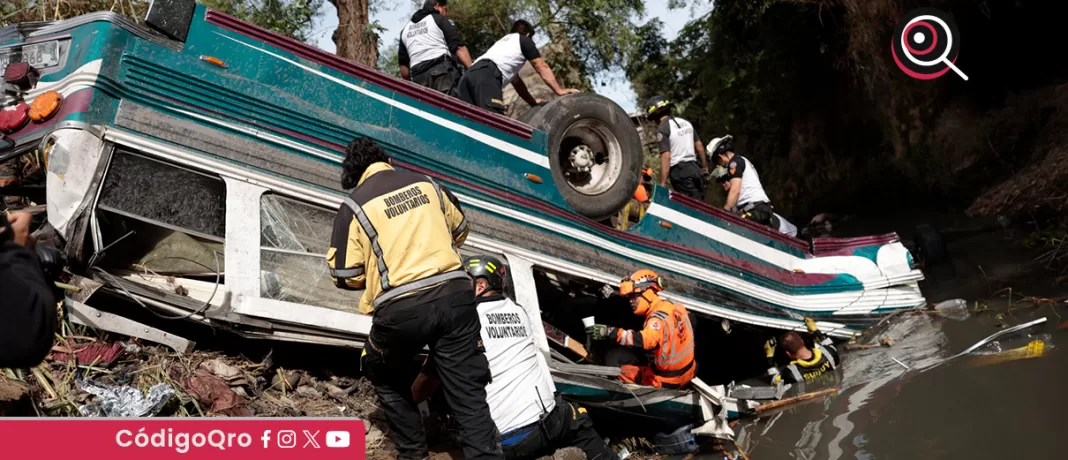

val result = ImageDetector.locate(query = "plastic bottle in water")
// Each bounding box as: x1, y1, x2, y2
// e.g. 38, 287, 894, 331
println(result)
933, 298, 969, 321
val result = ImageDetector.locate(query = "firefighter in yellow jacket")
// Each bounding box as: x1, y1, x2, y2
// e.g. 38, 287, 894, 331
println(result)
327, 138, 503, 460
586, 270, 697, 389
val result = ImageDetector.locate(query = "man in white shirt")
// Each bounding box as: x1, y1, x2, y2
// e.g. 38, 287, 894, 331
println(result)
709, 135, 780, 230
412, 255, 618, 460
456, 20, 579, 114
648, 96, 710, 200
714, 168, 797, 236
398, 0, 472, 95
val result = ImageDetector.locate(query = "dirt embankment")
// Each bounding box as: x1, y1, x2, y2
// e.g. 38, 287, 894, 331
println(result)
966, 84, 1068, 219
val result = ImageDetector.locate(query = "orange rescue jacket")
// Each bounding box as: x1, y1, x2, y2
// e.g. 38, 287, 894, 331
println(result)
613, 298, 696, 388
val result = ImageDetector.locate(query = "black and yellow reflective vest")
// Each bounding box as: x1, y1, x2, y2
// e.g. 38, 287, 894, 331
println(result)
327, 162, 469, 314
770, 335, 841, 385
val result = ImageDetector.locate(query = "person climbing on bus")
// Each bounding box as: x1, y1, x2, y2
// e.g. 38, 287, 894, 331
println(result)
763, 317, 841, 385
585, 270, 696, 389
648, 96, 709, 201
399, 0, 472, 96
412, 255, 619, 460
327, 138, 502, 460
714, 167, 798, 237
709, 135, 780, 230
456, 20, 579, 114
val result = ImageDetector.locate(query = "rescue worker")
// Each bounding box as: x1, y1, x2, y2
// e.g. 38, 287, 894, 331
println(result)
327, 138, 502, 460
714, 167, 798, 237
633, 167, 654, 203
456, 20, 579, 114
399, 0, 472, 95
648, 96, 709, 200
709, 135, 779, 229
764, 318, 841, 385
412, 255, 619, 460
586, 270, 696, 389
0, 211, 58, 369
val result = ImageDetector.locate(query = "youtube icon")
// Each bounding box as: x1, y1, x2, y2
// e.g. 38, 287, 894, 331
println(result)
326, 431, 350, 448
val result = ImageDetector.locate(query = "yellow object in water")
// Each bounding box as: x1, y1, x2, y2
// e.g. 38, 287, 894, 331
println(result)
967, 340, 1047, 368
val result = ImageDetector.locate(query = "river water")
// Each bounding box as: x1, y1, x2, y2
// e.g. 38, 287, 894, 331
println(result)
733, 215, 1068, 460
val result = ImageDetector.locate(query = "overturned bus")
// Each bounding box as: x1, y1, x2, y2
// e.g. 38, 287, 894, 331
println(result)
0, 0, 926, 427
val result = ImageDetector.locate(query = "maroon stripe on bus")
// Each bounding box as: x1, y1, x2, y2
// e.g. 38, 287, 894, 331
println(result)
811, 234, 900, 256
669, 192, 812, 253
397, 161, 837, 287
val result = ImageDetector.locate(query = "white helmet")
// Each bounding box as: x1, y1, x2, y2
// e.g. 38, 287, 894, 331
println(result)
708, 134, 733, 156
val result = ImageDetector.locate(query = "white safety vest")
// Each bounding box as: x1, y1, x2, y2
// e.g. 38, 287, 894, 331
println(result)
735, 156, 771, 207
474, 33, 528, 85
400, 15, 449, 69
477, 296, 556, 434
658, 117, 699, 167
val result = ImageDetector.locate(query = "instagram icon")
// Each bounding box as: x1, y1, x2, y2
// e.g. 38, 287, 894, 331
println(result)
277, 430, 297, 449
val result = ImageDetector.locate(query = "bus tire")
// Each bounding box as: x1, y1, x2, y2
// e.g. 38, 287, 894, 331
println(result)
523, 93, 642, 220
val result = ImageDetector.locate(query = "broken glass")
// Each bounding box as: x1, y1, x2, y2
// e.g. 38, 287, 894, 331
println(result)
259, 194, 361, 312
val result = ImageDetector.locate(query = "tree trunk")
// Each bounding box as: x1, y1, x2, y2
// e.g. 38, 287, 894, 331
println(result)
329, 0, 378, 68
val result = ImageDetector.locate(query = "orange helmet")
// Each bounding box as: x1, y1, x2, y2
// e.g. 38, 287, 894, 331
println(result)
641, 167, 654, 181
619, 269, 663, 316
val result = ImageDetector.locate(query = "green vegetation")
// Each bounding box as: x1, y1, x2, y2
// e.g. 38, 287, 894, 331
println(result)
446, 0, 651, 90
627, 0, 1068, 220
2, 1, 149, 26
199, 0, 324, 42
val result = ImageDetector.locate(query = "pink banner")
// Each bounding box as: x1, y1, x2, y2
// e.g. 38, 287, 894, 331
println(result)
0, 418, 366, 459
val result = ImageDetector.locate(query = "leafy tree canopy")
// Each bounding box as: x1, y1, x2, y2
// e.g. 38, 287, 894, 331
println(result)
200, 0, 325, 42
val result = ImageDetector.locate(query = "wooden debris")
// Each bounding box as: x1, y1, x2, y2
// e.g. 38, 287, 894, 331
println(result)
543, 321, 588, 359
754, 387, 840, 413
845, 336, 893, 351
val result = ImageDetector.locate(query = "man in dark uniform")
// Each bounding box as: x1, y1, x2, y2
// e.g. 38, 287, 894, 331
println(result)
456, 20, 578, 114
648, 96, 709, 200
327, 138, 503, 460
399, 0, 472, 95
763, 318, 841, 385
0, 211, 57, 369
709, 135, 779, 229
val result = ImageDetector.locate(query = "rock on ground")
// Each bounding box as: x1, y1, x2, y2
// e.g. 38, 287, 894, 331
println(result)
0, 376, 32, 416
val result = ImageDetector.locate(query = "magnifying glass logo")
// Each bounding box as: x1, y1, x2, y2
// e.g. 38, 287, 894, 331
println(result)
891, 8, 968, 81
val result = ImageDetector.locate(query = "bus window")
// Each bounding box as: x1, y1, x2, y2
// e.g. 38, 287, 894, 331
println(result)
259, 194, 361, 312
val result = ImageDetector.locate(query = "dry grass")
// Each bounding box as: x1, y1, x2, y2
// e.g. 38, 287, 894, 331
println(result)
1, 0, 148, 27
2, 317, 394, 454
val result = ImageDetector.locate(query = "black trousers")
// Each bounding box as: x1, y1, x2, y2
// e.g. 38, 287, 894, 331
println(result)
363, 287, 503, 460
738, 201, 780, 230
502, 395, 619, 460
457, 60, 505, 114
668, 161, 706, 201
411, 56, 462, 97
